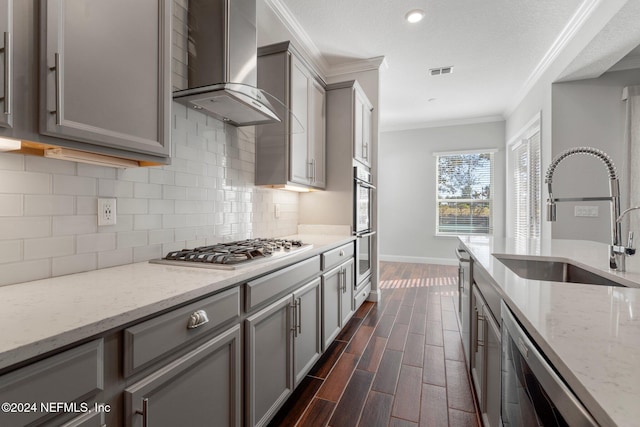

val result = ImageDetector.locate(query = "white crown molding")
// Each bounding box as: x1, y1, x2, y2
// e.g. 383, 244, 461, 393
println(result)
264, 0, 330, 77
264, 0, 388, 80
326, 56, 389, 78
608, 54, 640, 73
380, 115, 505, 133
504, 0, 603, 117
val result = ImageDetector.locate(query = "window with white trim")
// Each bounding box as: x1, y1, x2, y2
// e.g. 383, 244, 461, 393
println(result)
507, 115, 541, 239
435, 150, 494, 235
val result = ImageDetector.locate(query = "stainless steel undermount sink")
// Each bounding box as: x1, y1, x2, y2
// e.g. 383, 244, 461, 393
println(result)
494, 255, 626, 287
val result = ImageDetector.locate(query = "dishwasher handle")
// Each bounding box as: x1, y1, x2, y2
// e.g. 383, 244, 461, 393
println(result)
455, 248, 471, 262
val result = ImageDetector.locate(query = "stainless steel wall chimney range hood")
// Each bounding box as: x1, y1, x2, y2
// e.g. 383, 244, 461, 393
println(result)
173, 0, 282, 126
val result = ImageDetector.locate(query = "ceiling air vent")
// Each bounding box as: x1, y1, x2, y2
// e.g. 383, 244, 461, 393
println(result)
429, 66, 453, 76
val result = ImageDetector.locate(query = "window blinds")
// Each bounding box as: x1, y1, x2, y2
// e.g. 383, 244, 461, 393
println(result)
435, 152, 494, 234
511, 131, 541, 239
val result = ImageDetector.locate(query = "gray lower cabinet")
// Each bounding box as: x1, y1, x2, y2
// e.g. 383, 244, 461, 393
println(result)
245, 294, 294, 427
293, 278, 322, 386
0, 339, 104, 427
322, 258, 354, 350
40, 0, 171, 157
471, 284, 501, 427
245, 276, 322, 427
124, 324, 242, 427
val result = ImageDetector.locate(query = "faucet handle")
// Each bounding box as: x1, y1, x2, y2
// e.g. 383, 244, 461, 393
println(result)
626, 231, 636, 255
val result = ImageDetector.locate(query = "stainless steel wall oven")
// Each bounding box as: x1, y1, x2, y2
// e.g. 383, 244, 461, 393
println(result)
354, 165, 375, 286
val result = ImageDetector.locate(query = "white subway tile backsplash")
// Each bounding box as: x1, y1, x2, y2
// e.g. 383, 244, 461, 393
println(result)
99, 179, 134, 198
118, 198, 148, 215
0, 260, 50, 286
24, 236, 75, 260
53, 175, 96, 196
76, 233, 116, 254
98, 248, 133, 269
134, 244, 162, 263
117, 230, 148, 249
52, 253, 97, 277
53, 215, 97, 236
134, 183, 162, 199
24, 195, 74, 216
134, 214, 162, 230
149, 228, 174, 245
0, 194, 23, 216
0, 83, 299, 285
26, 156, 76, 175
0, 170, 51, 194
0, 240, 22, 264
0, 153, 25, 170
0, 217, 50, 239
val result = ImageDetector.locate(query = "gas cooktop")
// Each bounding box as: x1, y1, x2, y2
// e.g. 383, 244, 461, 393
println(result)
149, 238, 313, 270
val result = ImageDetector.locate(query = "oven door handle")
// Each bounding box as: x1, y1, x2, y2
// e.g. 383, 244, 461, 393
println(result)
356, 231, 376, 238
354, 177, 376, 190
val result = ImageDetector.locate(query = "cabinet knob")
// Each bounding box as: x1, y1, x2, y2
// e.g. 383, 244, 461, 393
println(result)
339, 250, 345, 257
187, 310, 209, 329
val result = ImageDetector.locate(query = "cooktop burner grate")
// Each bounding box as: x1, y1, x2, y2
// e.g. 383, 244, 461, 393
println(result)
160, 238, 306, 266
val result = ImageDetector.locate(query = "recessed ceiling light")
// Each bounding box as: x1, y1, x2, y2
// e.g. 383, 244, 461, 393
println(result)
405, 9, 425, 23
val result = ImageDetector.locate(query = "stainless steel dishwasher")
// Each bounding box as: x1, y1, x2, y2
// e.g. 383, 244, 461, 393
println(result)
455, 245, 472, 364
501, 301, 598, 426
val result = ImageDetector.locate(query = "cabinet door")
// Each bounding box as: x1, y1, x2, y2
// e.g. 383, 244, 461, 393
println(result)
361, 103, 372, 167
340, 258, 355, 326
309, 79, 325, 188
125, 325, 241, 427
0, 0, 12, 128
353, 89, 364, 163
483, 306, 501, 427
246, 295, 294, 427
289, 55, 310, 185
293, 277, 322, 386
40, 0, 171, 157
322, 264, 342, 350
470, 285, 485, 409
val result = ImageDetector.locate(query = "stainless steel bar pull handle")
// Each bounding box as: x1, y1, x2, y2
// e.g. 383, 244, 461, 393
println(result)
187, 309, 209, 329
1, 32, 10, 115
50, 53, 62, 125
297, 297, 302, 334
136, 398, 149, 427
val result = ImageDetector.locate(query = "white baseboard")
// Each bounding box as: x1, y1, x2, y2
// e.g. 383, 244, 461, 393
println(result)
379, 254, 458, 266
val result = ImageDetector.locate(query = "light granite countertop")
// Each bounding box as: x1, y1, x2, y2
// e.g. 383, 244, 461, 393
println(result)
458, 236, 640, 427
0, 234, 354, 372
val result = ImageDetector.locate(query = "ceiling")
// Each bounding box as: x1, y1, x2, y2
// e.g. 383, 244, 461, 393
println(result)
257, 0, 640, 132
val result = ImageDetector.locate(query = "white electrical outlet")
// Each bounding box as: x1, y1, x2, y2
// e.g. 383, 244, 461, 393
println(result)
274, 204, 281, 219
98, 198, 117, 226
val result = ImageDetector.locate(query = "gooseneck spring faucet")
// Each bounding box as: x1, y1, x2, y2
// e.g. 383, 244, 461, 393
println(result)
544, 147, 633, 271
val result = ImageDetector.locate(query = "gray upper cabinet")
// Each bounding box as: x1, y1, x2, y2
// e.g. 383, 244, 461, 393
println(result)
257, 41, 326, 190
0, 0, 12, 129
40, 0, 171, 157
353, 85, 372, 167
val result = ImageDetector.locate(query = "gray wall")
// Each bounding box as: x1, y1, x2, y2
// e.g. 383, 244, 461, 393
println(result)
378, 121, 505, 264
550, 69, 640, 243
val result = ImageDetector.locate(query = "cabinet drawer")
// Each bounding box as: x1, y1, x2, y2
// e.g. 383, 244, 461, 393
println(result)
322, 243, 354, 271
0, 339, 103, 427
124, 287, 240, 376
246, 255, 321, 311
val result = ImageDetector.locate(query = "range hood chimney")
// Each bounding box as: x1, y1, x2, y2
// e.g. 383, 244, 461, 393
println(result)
173, 0, 281, 126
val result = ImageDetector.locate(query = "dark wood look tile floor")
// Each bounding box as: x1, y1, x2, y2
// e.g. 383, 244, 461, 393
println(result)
268, 262, 481, 427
